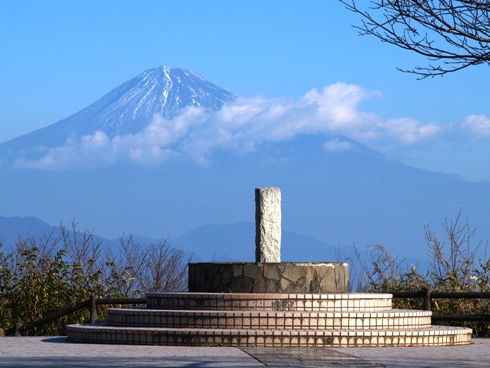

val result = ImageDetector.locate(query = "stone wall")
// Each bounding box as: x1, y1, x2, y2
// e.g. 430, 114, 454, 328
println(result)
188, 262, 349, 293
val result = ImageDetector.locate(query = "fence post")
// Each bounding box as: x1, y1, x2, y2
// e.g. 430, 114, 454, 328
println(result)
14, 323, 23, 336
423, 288, 432, 311
90, 294, 98, 323
0, 327, 4, 336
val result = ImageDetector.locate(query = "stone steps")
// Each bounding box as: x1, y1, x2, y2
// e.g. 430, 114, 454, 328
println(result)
107, 308, 432, 330
67, 292, 473, 347
67, 324, 471, 347
145, 292, 393, 312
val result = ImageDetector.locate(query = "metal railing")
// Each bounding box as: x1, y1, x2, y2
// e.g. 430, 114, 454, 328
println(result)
3, 295, 146, 336
391, 289, 490, 322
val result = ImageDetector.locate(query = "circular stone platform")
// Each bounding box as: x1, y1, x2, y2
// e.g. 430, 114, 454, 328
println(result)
188, 262, 350, 293
66, 292, 472, 347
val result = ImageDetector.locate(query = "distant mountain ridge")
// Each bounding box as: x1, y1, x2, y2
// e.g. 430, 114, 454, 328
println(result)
0, 216, 431, 285
0, 66, 235, 162
169, 221, 343, 262
0, 216, 57, 244
0, 216, 341, 262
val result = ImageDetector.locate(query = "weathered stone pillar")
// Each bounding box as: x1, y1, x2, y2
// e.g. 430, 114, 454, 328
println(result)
255, 187, 281, 263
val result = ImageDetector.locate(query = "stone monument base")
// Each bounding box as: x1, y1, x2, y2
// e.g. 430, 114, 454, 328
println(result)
188, 262, 349, 293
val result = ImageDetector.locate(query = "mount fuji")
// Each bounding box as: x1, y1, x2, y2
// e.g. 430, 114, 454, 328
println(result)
1, 66, 490, 263
0, 66, 235, 164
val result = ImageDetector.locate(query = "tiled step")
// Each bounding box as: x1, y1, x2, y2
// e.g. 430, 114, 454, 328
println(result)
67, 324, 472, 347
107, 308, 432, 330
145, 292, 393, 312
66, 292, 473, 347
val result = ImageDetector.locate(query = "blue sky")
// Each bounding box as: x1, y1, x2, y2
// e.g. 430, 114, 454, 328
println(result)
2, 1, 490, 181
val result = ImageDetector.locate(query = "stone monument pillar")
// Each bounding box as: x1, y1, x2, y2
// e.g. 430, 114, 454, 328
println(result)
187, 186, 350, 293
255, 187, 281, 263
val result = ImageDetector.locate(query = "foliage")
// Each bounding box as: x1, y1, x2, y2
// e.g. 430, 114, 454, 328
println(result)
340, 0, 490, 78
353, 212, 490, 336
0, 221, 188, 336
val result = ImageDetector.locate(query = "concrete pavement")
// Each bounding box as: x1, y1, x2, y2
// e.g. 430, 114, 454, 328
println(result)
0, 336, 489, 367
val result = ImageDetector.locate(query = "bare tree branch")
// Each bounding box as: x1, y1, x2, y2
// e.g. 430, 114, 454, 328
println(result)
340, 0, 490, 78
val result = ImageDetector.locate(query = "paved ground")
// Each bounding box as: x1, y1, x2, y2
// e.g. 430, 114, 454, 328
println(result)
336, 339, 490, 368
0, 337, 489, 367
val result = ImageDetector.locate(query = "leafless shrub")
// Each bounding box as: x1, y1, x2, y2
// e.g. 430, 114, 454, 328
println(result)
105, 234, 190, 297
0, 220, 190, 335
353, 211, 490, 336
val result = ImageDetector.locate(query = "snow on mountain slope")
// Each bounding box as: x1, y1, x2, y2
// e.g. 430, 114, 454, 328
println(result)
0, 66, 235, 162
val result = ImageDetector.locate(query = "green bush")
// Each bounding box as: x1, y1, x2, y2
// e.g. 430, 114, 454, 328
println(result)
0, 221, 188, 336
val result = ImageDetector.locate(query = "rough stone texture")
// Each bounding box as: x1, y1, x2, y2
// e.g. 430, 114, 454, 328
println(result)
188, 262, 350, 293
255, 187, 281, 263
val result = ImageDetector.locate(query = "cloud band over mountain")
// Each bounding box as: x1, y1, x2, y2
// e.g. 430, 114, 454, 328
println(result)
12, 81, 487, 171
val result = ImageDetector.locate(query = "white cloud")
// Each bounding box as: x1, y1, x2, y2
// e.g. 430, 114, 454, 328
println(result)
382, 117, 441, 145
14, 82, 483, 170
460, 115, 490, 139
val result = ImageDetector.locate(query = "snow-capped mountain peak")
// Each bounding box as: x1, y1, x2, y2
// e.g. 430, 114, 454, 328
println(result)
0, 66, 235, 159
